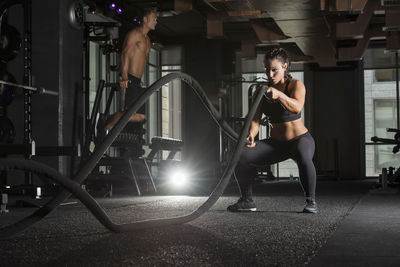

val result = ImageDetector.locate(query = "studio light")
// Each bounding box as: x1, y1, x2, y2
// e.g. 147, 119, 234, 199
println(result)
109, 3, 116, 10
168, 169, 188, 188
116, 8, 122, 14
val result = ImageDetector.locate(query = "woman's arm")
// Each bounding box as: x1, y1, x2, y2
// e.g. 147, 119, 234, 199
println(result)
247, 98, 263, 147
266, 79, 306, 114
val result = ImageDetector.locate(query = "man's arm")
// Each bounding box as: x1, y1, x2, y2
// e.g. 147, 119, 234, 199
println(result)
120, 31, 138, 87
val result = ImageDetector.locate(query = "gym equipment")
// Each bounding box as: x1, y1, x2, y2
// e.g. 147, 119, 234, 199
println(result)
0, 0, 35, 186
0, 143, 80, 157
0, 24, 22, 62
0, 116, 15, 144
0, 193, 8, 213
0, 71, 16, 106
95, 156, 155, 196
93, 121, 149, 197
148, 136, 184, 161
381, 168, 388, 189
0, 73, 61, 156
371, 128, 400, 187
82, 80, 105, 159
146, 136, 184, 192
0, 79, 59, 96
371, 128, 400, 153
0, 72, 266, 238
111, 132, 144, 147
85, 79, 149, 196
86, 80, 147, 195
146, 136, 184, 179
385, 166, 400, 185
68, 1, 85, 30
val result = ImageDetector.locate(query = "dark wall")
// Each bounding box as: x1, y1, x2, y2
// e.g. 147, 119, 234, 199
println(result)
5, 0, 83, 184
304, 62, 365, 179
57, 0, 84, 175
182, 38, 234, 177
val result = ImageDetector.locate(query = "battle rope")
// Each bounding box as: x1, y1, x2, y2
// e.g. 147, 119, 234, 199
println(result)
0, 72, 266, 238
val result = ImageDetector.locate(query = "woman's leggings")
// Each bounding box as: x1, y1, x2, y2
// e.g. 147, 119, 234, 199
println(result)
235, 132, 316, 200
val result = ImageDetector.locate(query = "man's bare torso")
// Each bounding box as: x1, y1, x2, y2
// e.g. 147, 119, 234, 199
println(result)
125, 28, 151, 79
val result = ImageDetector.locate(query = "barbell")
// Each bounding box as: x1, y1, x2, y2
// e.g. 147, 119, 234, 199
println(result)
0, 79, 59, 97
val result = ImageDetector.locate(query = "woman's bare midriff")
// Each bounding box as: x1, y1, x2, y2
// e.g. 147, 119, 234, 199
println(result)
269, 118, 308, 141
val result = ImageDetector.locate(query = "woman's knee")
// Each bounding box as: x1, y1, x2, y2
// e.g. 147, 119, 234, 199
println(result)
296, 154, 315, 170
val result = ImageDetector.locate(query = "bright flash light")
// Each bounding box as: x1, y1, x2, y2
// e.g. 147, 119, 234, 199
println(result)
109, 3, 116, 10
169, 170, 188, 187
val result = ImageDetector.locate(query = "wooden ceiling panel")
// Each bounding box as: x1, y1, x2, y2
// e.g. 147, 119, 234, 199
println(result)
118, 0, 395, 66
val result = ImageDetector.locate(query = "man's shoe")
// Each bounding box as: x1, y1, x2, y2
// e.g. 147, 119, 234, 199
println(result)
303, 199, 318, 214
227, 198, 256, 212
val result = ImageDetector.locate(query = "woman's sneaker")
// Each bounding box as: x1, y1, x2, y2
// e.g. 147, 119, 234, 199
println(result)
227, 197, 256, 212
303, 199, 318, 214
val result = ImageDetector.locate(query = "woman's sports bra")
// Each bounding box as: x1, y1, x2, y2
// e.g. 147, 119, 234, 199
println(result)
261, 78, 301, 123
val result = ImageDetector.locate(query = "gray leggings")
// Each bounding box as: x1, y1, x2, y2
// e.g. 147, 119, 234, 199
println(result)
235, 132, 316, 200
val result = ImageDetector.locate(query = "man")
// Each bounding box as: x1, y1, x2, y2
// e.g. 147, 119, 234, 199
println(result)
104, 8, 157, 130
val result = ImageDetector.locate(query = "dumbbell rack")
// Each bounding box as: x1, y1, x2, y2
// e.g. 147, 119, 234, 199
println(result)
0, 0, 33, 193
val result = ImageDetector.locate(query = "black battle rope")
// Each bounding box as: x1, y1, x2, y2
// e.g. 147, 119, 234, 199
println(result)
0, 73, 266, 238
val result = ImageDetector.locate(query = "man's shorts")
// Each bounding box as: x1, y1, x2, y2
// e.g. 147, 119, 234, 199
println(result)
124, 73, 146, 114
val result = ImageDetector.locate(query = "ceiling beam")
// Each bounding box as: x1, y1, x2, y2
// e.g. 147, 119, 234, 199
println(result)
338, 25, 386, 61
206, 12, 225, 38
386, 31, 400, 51
174, 0, 192, 13
250, 20, 288, 42
336, 0, 376, 39
383, 7, 400, 31
328, 0, 368, 12
294, 36, 336, 66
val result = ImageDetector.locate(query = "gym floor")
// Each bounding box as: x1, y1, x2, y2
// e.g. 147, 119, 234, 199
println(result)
0, 179, 399, 266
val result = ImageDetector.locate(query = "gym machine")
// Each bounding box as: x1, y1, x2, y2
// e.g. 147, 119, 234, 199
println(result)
0, 0, 79, 204
84, 78, 185, 196
82, 79, 150, 197
371, 128, 400, 188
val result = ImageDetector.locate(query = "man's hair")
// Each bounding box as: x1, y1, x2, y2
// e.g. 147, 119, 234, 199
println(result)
142, 7, 156, 19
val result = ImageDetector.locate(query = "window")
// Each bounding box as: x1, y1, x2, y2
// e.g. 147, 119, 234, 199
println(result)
160, 46, 183, 160
364, 69, 400, 176
373, 100, 400, 172
161, 65, 182, 160
143, 48, 161, 144
374, 69, 397, 82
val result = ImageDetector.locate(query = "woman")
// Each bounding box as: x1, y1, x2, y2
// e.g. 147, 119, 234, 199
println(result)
227, 48, 317, 213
